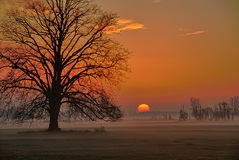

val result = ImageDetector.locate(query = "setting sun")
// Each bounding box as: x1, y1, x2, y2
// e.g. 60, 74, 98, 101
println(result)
137, 104, 150, 113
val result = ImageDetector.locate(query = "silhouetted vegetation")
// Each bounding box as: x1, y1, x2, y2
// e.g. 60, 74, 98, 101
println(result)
179, 106, 189, 121
0, 0, 130, 131
189, 96, 239, 121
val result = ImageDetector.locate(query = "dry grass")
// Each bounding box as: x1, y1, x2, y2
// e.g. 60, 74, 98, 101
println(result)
1, 120, 239, 160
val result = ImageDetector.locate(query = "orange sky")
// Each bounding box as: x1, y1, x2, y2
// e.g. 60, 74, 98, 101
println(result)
96, 0, 239, 111
1, 0, 239, 111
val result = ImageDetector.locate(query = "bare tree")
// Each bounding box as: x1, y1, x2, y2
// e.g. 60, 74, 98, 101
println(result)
217, 102, 230, 120
179, 105, 189, 121
0, 0, 130, 131
190, 97, 201, 120
230, 96, 239, 116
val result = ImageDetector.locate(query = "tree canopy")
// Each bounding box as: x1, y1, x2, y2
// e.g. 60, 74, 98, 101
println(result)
0, 0, 130, 131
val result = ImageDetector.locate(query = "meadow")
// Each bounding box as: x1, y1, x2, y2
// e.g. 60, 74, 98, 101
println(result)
1, 119, 239, 160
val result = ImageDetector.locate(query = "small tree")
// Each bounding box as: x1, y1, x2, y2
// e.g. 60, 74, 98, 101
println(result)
0, 0, 130, 131
230, 96, 239, 116
190, 97, 201, 120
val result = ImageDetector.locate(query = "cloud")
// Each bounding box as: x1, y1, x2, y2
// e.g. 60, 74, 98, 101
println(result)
117, 19, 133, 24
179, 28, 184, 31
153, 0, 161, 3
106, 18, 145, 34
179, 28, 205, 36
121, 23, 145, 31
185, 30, 205, 36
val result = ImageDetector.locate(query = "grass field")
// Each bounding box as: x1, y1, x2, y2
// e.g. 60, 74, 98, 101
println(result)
1, 119, 239, 160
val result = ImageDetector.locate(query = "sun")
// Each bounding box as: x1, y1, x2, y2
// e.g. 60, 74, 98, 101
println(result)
137, 104, 150, 113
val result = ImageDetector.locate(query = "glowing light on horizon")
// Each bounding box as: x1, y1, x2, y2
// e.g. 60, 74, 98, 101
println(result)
137, 104, 150, 112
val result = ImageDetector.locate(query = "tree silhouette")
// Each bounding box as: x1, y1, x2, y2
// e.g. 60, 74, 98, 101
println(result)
0, 0, 130, 131
190, 97, 201, 120
230, 96, 239, 116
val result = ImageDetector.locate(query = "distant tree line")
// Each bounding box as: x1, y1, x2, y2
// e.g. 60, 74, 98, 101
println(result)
191, 96, 239, 121
179, 96, 239, 121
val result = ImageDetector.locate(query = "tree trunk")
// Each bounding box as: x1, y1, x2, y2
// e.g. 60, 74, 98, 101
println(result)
47, 47, 62, 132
47, 108, 61, 131
47, 92, 61, 132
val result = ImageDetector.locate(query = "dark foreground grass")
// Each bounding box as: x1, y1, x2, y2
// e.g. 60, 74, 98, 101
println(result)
1, 120, 239, 160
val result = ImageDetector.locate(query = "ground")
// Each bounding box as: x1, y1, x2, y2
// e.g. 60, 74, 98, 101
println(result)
0, 119, 239, 160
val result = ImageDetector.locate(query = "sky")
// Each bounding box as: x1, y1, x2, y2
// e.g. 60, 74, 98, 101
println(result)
95, 0, 239, 111
0, 0, 239, 112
